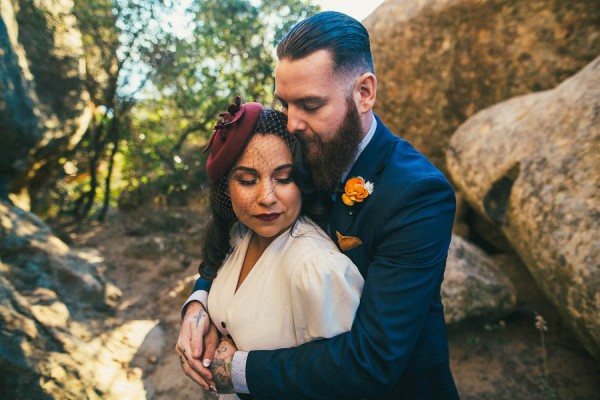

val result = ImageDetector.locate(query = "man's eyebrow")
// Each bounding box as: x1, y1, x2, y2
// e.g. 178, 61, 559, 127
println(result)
274, 95, 324, 105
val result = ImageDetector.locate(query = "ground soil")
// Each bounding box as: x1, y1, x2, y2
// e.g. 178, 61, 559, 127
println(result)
55, 205, 599, 400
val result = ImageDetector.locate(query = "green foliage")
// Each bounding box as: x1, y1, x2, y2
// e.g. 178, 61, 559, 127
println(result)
119, 0, 319, 207
36, 0, 319, 220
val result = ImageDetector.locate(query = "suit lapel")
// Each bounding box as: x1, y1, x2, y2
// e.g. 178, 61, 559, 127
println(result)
329, 115, 396, 239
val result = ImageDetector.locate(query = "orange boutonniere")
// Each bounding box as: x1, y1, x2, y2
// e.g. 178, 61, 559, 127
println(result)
342, 177, 374, 206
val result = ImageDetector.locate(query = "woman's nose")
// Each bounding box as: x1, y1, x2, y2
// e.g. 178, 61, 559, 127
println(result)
258, 179, 277, 205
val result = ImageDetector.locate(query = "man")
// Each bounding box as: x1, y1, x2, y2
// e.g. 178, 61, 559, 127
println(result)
177, 11, 459, 399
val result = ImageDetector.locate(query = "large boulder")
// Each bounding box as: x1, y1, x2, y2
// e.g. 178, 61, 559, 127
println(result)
0, 0, 118, 204
0, 200, 157, 399
0, 0, 43, 199
446, 57, 600, 358
442, 235, 516, 324
364, 0, 600, 173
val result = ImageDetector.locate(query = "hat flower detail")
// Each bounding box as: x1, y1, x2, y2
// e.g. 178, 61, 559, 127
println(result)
342, 176, 374, 206
202, 95, 263, 183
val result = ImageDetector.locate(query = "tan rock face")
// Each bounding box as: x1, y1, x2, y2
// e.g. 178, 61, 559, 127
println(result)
446, 57, 600, 358
364, 0, 600, 173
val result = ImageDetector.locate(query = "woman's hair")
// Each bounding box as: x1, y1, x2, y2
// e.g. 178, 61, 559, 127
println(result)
199, 108, 331, 279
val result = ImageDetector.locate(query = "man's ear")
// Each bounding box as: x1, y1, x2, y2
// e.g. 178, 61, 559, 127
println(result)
354, 73, 377, 113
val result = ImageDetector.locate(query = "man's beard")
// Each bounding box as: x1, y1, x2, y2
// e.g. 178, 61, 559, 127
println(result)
300, 98, 364, 192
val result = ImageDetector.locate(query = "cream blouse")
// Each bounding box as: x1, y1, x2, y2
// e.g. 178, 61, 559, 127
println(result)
207, 218, 364, 352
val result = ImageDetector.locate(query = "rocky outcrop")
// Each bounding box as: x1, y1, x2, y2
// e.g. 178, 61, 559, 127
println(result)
364, 0, 600, 172
446, 57, 600, 358
0, 200, 156, 399
0, 0, 117, 203
442, 235, 516, 324
0, 0, 43, 199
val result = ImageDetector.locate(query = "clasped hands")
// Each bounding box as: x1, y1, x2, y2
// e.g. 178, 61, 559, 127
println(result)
175, 301, 237, 394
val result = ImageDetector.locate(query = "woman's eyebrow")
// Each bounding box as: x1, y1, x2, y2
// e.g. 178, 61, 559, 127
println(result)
231, 166, 258, 174
274, 164, 293, 172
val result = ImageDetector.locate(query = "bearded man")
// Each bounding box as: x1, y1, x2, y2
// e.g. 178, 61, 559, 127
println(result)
176, 11, 459, 400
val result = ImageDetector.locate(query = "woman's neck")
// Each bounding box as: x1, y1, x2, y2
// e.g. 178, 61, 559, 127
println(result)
251, 232, 275, 254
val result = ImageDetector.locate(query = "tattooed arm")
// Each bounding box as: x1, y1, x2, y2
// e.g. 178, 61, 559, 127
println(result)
211, 337, 237, 394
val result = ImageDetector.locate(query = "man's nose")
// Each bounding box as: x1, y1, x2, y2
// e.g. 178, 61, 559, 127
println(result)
286, 109, 306, 134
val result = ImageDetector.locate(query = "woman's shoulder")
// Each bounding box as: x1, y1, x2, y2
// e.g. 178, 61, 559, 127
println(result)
286, 217, 338, 252
282, 218, 361, 276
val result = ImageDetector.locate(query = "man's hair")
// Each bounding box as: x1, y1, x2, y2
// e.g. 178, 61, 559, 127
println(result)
276, 11, 374, 76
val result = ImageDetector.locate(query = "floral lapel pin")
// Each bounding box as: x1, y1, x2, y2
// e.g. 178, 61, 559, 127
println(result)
342, 176, 374, 206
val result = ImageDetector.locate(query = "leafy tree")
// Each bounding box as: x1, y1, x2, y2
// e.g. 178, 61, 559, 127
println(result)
119, 0, 319, 209
33, 0, 319, 220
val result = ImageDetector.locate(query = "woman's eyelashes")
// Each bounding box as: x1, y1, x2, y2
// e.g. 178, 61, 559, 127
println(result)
232, 168, 293, 186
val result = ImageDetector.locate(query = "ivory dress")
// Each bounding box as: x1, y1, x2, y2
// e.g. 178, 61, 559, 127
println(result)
208, 217, 364, 357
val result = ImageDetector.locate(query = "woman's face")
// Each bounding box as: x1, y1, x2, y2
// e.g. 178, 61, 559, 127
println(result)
228, 134, 301, 241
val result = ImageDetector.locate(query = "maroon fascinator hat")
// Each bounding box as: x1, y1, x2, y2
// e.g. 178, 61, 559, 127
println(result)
203, 96, 263, 182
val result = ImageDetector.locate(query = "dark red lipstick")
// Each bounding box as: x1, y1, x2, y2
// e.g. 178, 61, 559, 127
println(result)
256, 213, 281, 222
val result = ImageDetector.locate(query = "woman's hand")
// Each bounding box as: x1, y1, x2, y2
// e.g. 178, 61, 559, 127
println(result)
175, 301, 219, 392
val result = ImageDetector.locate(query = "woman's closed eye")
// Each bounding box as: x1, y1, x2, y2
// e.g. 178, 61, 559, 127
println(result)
273, 166, 293, 184
232, 170, 258, 186
238, 178, 257, 186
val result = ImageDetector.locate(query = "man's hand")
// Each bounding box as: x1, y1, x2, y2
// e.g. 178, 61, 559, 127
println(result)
175, 301, 219, 391
210, 337, 237, 394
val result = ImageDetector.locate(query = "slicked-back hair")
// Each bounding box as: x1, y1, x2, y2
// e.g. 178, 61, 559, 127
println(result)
276, 11, 374, 77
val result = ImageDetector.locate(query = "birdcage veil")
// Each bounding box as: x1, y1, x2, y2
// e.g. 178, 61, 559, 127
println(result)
200, 99, 331, 279
209, 108, 300, 223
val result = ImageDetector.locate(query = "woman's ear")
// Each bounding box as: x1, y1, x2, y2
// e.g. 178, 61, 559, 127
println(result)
354, 72, 377, 113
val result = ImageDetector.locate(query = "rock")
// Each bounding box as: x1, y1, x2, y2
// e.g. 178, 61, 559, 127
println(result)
446, 57, 600, 358
363, 0, 600, 173
124, 237, 167, 259
490, 253, 557, 317
0, 201, 119, 310
132, 324, 164, 373
0, 0, 43, 199
0, 0, 118, 203
0, 200, 157, 398
442, 235, 516, 324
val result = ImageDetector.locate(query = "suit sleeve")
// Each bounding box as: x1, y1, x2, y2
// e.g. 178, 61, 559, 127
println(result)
245, 176, 456, 399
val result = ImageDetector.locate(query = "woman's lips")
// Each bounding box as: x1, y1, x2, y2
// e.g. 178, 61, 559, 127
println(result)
255, 213, 281, 222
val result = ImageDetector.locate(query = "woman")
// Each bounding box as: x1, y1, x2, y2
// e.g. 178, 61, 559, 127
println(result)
199, 97, 363, 398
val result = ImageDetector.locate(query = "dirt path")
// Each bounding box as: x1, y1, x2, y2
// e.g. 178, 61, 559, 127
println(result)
58, 207, 599, 399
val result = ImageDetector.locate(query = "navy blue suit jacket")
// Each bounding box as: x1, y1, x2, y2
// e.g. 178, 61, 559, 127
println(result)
194, 116, 458, 399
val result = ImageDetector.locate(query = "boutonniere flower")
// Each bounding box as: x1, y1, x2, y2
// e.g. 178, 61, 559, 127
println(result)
342, 177, 374, 206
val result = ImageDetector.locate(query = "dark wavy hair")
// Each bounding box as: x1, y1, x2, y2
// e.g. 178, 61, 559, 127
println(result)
199, 108, 331, 279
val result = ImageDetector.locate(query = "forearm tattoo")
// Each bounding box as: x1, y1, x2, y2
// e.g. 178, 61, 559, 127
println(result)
211, 342, 234, 393
195, 310, 207, 328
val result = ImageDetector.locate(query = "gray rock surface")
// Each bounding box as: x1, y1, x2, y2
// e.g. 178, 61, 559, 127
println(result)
0, 0, 117, 202
442, 235, 516, 324
0, 200, 155, 399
